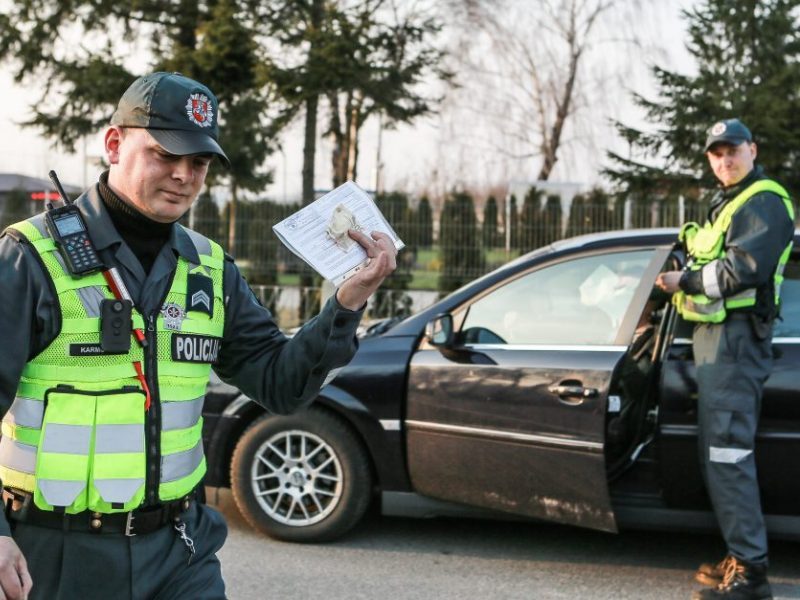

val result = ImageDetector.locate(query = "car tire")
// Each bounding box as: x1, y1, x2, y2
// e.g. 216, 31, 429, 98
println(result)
230, 407, 372, 543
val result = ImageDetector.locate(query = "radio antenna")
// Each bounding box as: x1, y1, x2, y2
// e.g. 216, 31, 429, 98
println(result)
48, 170, 72, 209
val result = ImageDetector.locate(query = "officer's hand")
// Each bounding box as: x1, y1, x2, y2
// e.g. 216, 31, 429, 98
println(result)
335, 230, 398, 311
655, 271, 682, 294
0, 536, 32, 600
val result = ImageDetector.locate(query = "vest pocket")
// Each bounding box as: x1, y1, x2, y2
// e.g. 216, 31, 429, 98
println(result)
35, 387, 146, 514
89, 391, 146, 513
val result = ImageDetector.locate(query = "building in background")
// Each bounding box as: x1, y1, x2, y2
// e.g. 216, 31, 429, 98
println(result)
0, 173, 83, 222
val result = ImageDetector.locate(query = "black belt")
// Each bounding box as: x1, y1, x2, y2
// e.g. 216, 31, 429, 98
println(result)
3, 489, 193, 536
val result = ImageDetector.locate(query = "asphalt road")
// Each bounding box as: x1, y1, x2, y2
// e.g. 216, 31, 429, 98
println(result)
209, 488, 800, 600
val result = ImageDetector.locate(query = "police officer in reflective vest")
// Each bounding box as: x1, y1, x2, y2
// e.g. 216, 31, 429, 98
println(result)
0, 72, 397, 599
656, 119, 794, 600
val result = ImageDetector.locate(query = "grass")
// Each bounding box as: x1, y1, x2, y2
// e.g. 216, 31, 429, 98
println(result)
270, 246, 522, 291
277, 273, 301, 286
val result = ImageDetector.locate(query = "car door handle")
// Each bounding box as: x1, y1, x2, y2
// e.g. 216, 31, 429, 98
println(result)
548, 384, 598, 404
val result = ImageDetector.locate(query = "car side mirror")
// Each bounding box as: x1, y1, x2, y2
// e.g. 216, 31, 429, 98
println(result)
425, 314, 454, 347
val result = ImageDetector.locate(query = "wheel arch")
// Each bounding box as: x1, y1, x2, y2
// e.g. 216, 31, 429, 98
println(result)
213, 386, 385, 493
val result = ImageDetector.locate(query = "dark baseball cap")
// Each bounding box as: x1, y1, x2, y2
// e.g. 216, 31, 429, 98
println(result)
111, 72, 230, 166
704, 118, 753, 152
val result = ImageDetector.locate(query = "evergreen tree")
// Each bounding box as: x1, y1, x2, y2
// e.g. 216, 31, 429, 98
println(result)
519, 187, 543, 251
540, 194, 563, 247
248, 199, 287, 288
606, 0, 800, 197
438, 191, 483, 292
566, 187, 613, 238
415, 196, 433, 248
508, 194, 520, 250
482, 195, 499, 248
192, 191, 223, 244
372, 191, 414, 316
0, 1, 274, 203
324, 3, 451, 186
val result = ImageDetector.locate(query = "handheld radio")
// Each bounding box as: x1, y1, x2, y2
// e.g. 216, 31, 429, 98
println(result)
44, 170, 104, 276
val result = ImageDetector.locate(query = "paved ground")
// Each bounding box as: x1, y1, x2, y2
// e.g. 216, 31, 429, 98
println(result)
209, 488, 800, 600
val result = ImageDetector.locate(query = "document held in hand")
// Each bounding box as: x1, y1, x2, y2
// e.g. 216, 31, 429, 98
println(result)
273, 181, 405, 286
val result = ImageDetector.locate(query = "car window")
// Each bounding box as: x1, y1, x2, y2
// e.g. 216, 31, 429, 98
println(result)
459, 250, 655, 346
775, 257, 800, 337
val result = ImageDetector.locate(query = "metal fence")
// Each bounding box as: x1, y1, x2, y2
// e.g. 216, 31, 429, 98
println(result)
224, 198, 719, 327
8, 195, 787, 329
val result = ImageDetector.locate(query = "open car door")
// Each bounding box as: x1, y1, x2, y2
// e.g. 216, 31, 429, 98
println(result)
405, 246, 671, 532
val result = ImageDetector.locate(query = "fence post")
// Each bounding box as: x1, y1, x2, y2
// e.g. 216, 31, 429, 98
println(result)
320, 279, 336, 311
623, 197, 632, 229
504, 191, 511, 258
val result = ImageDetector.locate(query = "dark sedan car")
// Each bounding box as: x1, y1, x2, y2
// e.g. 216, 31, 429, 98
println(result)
202, 228, 800, 543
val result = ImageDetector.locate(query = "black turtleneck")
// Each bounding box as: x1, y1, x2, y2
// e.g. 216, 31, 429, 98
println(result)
709, 166, 764, 220
98, 171, 173, 275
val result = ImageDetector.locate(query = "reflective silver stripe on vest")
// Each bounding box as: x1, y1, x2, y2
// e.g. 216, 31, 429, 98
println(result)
701, 263, 722, 299
28, 214, 48, 237
683, 295, 724, 316
710, 446, 752, 463
94, 478, 145, 504
5, 397, 44, 428
161, 439, 204, 482
51, 250, 69, 274
75, 285, 106, 318
161, 397, 204, 431
0, 436, 36, 474
182, 226, 212, 258
38, 480, 85, 508
725, 288, 757, 306
40, 424, 92, 454
95, 424, 145, 454
775, 261, 788, 297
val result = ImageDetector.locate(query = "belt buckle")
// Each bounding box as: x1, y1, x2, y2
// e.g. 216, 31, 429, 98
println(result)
125, 512, 136, 537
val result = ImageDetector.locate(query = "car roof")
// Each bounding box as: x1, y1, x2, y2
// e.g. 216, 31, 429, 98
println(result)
503, 228, 680, 270
387, 227, 800, 338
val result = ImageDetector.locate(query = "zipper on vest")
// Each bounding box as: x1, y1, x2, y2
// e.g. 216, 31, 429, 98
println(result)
144, 312, 161, 505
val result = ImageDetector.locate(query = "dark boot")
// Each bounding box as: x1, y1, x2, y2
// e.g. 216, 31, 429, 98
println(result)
695, 555, 734, 586
692, 557, 772, 600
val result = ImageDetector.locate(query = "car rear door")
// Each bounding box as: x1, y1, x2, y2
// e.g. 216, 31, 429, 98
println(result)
405, 247, 670, 532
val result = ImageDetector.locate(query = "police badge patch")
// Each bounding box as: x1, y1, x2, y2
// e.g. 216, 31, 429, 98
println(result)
161, 302, 187, 331
186, 93, 214, 128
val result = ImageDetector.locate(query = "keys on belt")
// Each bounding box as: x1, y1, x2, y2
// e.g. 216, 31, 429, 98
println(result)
3, 488, 192, 536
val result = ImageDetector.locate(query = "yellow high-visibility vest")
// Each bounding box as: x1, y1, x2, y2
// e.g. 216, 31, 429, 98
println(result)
674, 179, 794, 323
0, 215, 225, 514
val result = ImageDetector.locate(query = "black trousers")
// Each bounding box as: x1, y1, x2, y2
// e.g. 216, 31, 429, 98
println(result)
13, 502, 228, 600
694, 316, 772, 565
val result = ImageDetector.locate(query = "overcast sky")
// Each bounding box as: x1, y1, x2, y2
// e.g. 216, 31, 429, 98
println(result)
0, 1, 695, 201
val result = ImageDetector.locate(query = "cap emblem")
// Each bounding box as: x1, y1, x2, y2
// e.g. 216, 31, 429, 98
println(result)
710, 122, 726, 136
186, 93, 214, 128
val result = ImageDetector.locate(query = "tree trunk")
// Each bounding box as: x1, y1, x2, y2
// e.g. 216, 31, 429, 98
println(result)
329, 92, 346, 188
302, 94, 319, 205
227, 183, 238, 253
536, 8, 581, 182
346, 94, 362, 182
301, 0, 325, 206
